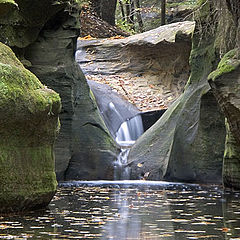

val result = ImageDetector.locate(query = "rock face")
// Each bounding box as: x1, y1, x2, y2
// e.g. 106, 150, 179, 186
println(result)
77, 21, 195, 111
88, 80, 140, 138
0, 0, 118, 181
127, 1, 227, 183
23, 3, 119, 181
0, 42, 61, 212
209, 49, 240, 188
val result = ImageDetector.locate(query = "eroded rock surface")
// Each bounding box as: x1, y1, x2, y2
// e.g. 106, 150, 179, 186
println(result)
77, 21, 195, 111
0, 0, 119, 182
209, 49, 240, 188
0, 42, 61, 213
24, 3, 118, 181
127, 1, 227, 183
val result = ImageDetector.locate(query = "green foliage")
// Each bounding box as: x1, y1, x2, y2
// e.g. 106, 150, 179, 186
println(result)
116, 18, 136, 34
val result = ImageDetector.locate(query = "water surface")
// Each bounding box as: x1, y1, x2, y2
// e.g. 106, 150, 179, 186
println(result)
1, 181, 240, 239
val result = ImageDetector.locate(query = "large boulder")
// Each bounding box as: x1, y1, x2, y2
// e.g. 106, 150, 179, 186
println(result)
0, 42, 61, 212
23, 2, 119, 180
77, 21, 195, 111
127, 0, 227, 183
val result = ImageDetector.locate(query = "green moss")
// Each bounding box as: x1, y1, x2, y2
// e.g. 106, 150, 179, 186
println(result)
208, 49, 240, 81
0, 42, 61, 213
223, 121, 240, 189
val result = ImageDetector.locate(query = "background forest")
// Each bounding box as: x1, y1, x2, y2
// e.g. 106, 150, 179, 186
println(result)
79, 0, 197, 37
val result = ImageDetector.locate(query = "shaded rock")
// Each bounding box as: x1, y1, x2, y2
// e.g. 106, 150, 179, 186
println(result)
0, 0, 67, 48
208, 49, 240, 188
88, 80, 140, 138
127, 1, 226, 183
0, 42, 61, 213
140, 109, 167, 132
24, 3, 119, 181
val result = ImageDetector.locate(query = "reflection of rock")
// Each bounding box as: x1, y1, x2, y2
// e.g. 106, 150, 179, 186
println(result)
208, 49, 240, 189
77, 21, 194, 111
0, 42, 61, 213
24, 3, 119, 181
127, 1, 226, 183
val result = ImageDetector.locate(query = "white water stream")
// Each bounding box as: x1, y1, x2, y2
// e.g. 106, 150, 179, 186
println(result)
111, 102, 144, 180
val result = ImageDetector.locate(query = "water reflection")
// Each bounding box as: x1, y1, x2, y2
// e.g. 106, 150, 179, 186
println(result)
1, 181, 240, 239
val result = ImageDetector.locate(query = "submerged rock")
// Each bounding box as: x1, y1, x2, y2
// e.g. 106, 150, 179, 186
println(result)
0, 42, 61, 213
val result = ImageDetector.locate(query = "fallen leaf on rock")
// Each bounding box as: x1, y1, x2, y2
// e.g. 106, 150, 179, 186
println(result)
137, 163, 143, 168
108, 35, 125, 40
221, 227, 230, 232
78, 35, 96, 40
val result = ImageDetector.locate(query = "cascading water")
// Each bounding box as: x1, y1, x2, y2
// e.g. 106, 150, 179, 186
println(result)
112, 103, 144, 179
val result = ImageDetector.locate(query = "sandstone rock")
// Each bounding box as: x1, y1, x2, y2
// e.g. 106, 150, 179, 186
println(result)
88, 80, 140, 138
0, 42, 61, 213
127, 1, 226, 183
24, 3, 119, 181
0, 0, 67, 48
208, 49, 240, 188
77, 21, 195, 75
77, 21, 194, 111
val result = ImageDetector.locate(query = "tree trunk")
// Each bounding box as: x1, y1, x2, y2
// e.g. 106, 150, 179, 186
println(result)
100, 0, 117, 26
126, 0, 131, 24
119, 0, 126, 22
161, 0, 166, 25
134, 0, 144, 32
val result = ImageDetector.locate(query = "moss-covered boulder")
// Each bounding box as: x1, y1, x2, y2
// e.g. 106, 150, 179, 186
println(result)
0, 42, 61, 213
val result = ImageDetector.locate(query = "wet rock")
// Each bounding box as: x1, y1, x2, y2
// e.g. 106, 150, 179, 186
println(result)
0, 42, 61, 213
88, 80, 140, 138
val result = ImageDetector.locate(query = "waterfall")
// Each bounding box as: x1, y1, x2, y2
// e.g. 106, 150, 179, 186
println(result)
115, 115, 144, 146
114, 110, 144, 180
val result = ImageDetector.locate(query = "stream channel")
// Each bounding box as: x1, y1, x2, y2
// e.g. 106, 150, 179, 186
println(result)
1, 116, 240, 239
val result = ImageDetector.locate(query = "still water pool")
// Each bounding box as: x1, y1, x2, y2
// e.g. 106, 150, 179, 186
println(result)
1, 181, 240, 239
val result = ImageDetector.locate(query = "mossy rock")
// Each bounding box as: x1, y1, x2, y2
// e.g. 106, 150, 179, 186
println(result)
208, 49, 240, 81
0, 42, 61, 213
